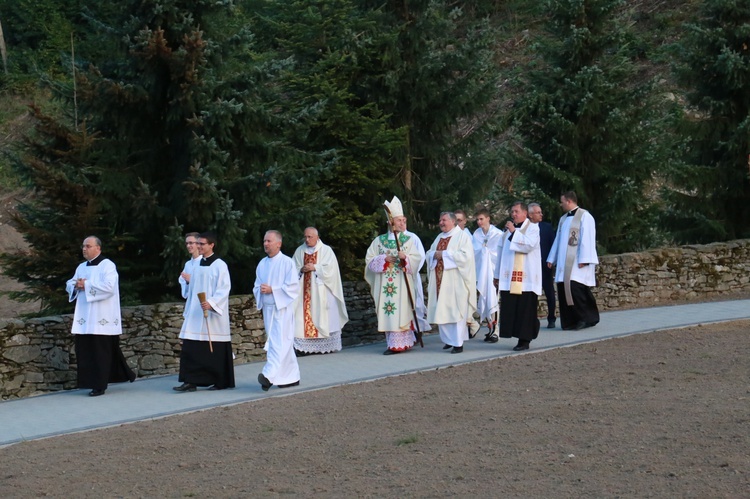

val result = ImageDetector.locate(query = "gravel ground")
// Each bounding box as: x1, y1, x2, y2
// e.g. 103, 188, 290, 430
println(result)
0, 320, 748, 498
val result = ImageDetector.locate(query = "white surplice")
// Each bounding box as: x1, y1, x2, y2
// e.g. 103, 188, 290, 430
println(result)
180, 255, 231, 342
254, 252, 300, 385
178, 255, 202, 300
472, 225, 503, 322
494, 219, 542, 294
547, 209, 598, 286
66, 258, 122, 335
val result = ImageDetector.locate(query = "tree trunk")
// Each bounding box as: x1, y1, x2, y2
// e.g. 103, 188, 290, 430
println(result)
0, 18, 8, 75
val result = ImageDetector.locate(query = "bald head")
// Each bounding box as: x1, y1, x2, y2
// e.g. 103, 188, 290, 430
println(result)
304, 227, 319, 247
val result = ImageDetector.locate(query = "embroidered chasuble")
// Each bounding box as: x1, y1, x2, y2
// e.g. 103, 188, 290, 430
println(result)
303, 251, 319, 338
365, 232, 420, 333
435, 236, 452, 297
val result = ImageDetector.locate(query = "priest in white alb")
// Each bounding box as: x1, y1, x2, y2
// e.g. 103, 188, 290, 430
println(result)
472, 208, 503, 339
292, 227, 349, 355
547, 191, 600, 330
493, 202, 542, 351
426, 212, 476, 354
255, 230, 301, 390
66, 236, 135, 397
174, 231, 235, 392
365, 196, 428, 355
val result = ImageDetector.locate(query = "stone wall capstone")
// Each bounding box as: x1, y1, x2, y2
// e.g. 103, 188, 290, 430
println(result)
1, 239, 749, 399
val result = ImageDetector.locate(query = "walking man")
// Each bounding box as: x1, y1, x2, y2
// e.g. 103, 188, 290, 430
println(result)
255, 230, 301, 390
66, 236, 135, 396
426, 212, 476, 354
547, 191, 600, 330
292, 227, 349, 355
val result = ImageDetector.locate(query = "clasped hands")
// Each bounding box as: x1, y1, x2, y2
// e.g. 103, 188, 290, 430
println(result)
386, 251, 407, 265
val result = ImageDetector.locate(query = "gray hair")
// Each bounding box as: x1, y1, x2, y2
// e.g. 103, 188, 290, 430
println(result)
85, 235, 102, 248
439, 211, 457, 222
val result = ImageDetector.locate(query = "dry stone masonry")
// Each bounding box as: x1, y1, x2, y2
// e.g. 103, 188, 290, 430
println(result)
2, 239, 749, 399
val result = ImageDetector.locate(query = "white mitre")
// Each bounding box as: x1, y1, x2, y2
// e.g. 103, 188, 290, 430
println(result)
384, 195, 404, 218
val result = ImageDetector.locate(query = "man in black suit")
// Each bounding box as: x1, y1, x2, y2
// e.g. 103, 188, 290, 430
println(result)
529, 203, 556, 328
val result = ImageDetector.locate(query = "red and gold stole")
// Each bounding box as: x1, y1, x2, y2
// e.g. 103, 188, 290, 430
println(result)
303, 251, 319, 338
435, 236, 451, 297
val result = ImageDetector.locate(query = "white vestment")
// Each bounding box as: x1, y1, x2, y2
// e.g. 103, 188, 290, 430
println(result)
547, 209, 598, 286
365, 231, 425, 333
472, 225, 503, 321
404, 229, 431, 332
292, 240, 349, 353
426, 226, 477, 347
254, 253, 300, 385
495, 219, 542, 294
178, 255, 202, 300
66, 258, 122, 335
179, 255, 231, 342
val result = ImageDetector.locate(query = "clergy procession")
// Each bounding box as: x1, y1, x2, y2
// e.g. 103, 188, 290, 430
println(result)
65, 192, 600, 396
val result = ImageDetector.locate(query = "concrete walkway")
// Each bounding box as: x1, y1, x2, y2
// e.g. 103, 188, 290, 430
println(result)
1, 299, 748, 447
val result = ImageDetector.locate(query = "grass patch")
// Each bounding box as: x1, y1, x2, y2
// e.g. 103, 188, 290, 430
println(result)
396, 434, 419, 446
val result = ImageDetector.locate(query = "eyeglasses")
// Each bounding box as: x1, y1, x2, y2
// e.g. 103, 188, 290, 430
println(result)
196, 242, 206, 246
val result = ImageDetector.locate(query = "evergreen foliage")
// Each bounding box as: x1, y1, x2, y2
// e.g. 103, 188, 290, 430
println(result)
1, 107, 104, 312
500, 0, 675, 253
247, 0, 406, 277
664, 0, 750, 243
357, 0, 502, 226
1, 0, 330, 312
0, 0, 78, 78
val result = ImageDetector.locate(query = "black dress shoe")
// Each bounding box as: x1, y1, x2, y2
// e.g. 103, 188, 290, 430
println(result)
173, 383, 196, 392
295, 349, 310, 357
450, 346, 463, 354
278, 381, 300, 388
512, 342, 530, 351
443, 344, 452, 350
89, 389, 106, 397
207, 385, 225, 391
258, 373, 273, 391
383, 349, 401, 355
574, 321, 587, 330
547, 319, 556, 329
486, 334, 499, 343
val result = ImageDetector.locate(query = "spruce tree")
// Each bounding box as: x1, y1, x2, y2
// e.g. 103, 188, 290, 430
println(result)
1, 0, 329, 312
357, 0, 502, 226
247, 0, 406, 276
664, 0, 750, 243
503, 0, 672, 253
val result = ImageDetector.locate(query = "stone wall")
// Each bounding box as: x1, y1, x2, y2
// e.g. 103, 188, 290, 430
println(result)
0, 281, 381, 399
2, 239, 749, 399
